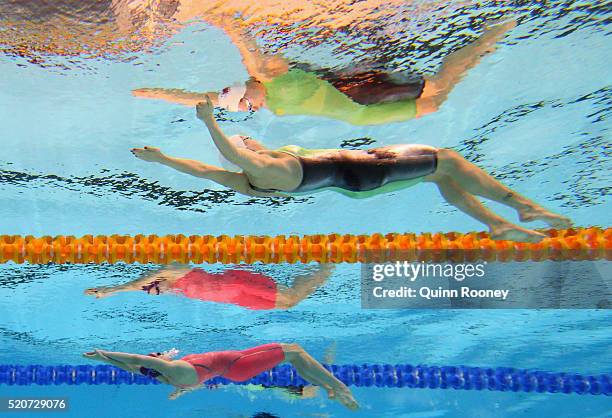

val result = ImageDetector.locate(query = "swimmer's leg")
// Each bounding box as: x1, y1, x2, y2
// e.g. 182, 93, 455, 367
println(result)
434, 149, 571, 228
416, 19, 517, 116
425, 174, 547, 242
274, 264, 334, 309
280, 344, 359, 410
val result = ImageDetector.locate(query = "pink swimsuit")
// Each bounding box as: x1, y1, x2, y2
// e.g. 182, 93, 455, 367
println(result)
180, 343, 285, 384
169, 269, 278, 310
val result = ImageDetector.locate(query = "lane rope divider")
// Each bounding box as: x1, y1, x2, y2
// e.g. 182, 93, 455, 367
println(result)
0, 364, 609, 395
0, 228, 608, 264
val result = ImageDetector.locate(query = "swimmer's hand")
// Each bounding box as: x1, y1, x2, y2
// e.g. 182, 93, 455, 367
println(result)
82, 349, 106, 361
132, 87, 167, 99
131, 146, 166, 163
169, 385, 200, 400
196, 96, 215, 121
168, 388, 187, 400
84, 287, 114, 298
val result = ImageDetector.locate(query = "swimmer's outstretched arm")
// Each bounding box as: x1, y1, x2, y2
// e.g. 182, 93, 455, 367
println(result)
85, 350, 180, 376
132, 89, 218, 107
131, 146, 281, 198
82, 350, 140, 374
131, 20, 287, 104
84, 265, 191, 298
85, 350, 200, 399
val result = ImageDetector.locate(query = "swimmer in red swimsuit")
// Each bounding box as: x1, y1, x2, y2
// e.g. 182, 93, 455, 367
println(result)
83, 343, 359, 410
85, 264, 332, 310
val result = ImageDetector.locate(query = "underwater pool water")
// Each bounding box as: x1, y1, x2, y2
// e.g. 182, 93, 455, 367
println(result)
1, 263, 611, 417
0, 1, 610, 417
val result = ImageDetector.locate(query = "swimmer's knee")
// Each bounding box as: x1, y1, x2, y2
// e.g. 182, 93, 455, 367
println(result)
425, 172, 451, 185
275, 295, 299, 309
421, 78, 439, 98
415, 97, 438, 118
282, 343, 303, 351
287, 298, 300, 308
435, 148, 463, 173
421, 78, 450, 100
437, 148, 461, 159
281, 343, 305, 360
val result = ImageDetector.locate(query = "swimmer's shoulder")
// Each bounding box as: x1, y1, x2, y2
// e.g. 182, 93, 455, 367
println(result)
255, 145, 303, 158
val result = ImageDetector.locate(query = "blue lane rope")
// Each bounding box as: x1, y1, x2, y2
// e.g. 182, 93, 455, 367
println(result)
0, 364, 609, 395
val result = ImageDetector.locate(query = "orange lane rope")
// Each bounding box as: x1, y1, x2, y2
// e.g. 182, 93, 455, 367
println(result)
0, 228, 609, 264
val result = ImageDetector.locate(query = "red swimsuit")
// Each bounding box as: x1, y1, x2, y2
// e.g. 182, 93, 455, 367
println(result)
180, 343, 285, 384
170, 269, 277, 310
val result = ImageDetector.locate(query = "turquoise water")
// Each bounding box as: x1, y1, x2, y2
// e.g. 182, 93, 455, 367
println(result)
0, 1, 610, 417
1, 263, 611, 417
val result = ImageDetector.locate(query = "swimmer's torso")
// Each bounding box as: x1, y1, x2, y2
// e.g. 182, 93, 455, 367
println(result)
263, 69, 418, 125
250, 144, 438, 198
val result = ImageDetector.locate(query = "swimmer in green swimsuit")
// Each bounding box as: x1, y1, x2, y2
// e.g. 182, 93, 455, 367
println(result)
133, 20, 517, 125
132, 97, 572, 243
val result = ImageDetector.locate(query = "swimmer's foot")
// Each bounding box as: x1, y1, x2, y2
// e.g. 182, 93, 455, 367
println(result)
519, 206, 572, 229
490, 223, 547, 243
327, 386, 359, 410
131, 146, 165, 163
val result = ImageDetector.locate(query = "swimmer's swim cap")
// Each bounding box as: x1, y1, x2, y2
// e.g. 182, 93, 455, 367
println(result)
218, 135, 248, 172
218, 84, 247, 112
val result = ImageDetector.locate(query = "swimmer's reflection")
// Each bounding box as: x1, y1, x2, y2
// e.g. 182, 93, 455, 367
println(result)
85, 264, 332, 309
83, 342, 358, 409
133, 18, 517, 125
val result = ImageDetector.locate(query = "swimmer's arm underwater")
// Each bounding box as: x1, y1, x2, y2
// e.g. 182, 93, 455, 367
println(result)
84, 265, 191, 298
82, 350, 141, 373
159, 156, 281, 197
132, 88, 219, 107
195, 97, 283, 177
131, 147, 282, 198
87, 350, 180, 376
